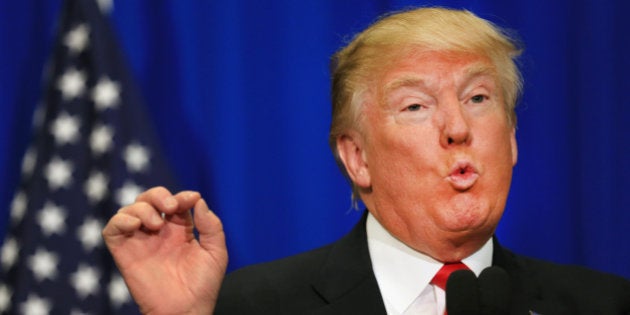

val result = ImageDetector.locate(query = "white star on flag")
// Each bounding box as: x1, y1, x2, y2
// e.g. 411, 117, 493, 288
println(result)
32, 104, 47, 129
20, 294, 52, 315
37, 201, 67, 236
1, 238, 18, 271
92, 76, 121, 110
71, 308, 92, 315
84, 171, 109, 203
115, 181, 144, 207
96, 0, 113, 14
57, 68, 86, 100
28, 248, 60, 282
0, 284, 10, 313
76, 217, 104, 251
10, 191, 27, 224
90, 124, 114, 155
123, 142, 151, 172
108, 274, 132, 307
44, 157, 74, 190
64, 24, 90, 54
70, 264, 100, 298
50, 111, 81, 145
21, 147, 37, 177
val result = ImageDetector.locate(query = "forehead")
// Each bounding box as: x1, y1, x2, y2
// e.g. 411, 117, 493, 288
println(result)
378, 50, 497, 93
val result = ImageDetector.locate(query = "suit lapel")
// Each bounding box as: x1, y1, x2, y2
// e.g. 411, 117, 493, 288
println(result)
310, 213, 387, 315
492, 238, 569, 315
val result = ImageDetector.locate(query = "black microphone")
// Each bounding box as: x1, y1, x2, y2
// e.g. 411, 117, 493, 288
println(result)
446, 269, 480, 315
478, 266, 511, 315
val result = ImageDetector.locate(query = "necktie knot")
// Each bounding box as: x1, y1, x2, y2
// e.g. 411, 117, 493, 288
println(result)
430, 262, 470, 290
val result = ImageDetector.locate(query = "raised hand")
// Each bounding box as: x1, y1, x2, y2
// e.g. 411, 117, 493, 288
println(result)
102, 187, 228, 315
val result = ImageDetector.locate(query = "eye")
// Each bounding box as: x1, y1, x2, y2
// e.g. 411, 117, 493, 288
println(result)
470, 94, 487, 103
405, 104, 423, 111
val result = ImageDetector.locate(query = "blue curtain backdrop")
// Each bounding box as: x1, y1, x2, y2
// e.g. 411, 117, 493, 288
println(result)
1, 0, 628, 279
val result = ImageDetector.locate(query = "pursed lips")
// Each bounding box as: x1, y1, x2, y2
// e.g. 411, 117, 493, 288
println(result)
445, 161, 479, 191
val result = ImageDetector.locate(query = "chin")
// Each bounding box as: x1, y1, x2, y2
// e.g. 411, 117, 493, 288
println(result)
443, 201, 487, 225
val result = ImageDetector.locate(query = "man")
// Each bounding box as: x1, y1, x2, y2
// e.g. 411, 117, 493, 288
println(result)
103, 7, 630, 315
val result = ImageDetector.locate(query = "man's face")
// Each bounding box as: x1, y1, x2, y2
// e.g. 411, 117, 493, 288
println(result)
338, 50, 517, 261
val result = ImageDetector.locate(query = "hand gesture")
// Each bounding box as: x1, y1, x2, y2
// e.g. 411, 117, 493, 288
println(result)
102, 187, 228, 315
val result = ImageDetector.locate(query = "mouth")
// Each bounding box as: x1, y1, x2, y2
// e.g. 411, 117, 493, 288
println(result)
446, 161, 479, 191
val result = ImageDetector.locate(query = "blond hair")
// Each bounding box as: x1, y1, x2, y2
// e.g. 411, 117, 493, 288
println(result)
329, 7, 523, 201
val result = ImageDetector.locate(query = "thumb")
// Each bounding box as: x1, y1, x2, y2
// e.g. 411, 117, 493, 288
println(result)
194, 199, 228, 261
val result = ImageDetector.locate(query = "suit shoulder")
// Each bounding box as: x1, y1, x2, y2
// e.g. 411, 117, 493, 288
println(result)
225, 243, 332, 286
510, 252, 630, 311
517, 254, 630, 288
215, 214, 376, 314
215, 244, 334, 314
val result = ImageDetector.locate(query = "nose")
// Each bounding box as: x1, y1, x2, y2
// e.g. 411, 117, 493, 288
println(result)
437, 99, 471, 147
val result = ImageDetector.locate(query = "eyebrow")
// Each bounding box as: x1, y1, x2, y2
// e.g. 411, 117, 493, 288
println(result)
382, 75, 428, 95
382, 62, 498, 95
463, 63, 498, 81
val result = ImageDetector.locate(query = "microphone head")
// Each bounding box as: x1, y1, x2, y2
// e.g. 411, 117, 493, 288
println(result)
446, 269, 480, 315
478, 266, 511, 315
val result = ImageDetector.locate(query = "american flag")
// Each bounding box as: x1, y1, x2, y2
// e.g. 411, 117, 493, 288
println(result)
0, 0, 178, 313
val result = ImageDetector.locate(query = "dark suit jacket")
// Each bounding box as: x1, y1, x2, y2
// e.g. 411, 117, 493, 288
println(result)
215, 214, 630, 314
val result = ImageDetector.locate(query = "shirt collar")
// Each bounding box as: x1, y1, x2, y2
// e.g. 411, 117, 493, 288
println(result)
366, 212, 493, 314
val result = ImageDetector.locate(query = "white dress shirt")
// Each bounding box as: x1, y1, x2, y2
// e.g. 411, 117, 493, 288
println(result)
366, 213, 493, 315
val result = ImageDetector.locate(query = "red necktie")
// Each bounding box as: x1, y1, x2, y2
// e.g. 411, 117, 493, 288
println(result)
431, 262, 470, 315
430, 262, 470, 290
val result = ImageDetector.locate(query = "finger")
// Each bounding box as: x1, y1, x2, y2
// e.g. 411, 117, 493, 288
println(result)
194, 199, 227, 254
102, 212, 142, 239
135, 186, 178, 213
194, 199, 228, 273
117, 202, 165, 231
173, 191, 202, 213
157, 191, 200, 226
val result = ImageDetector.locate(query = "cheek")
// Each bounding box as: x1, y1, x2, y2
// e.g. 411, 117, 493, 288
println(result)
367, 141, 441, 210
477, 118, 515, 160
478, 127, 515, 196
368, 128, 435, 178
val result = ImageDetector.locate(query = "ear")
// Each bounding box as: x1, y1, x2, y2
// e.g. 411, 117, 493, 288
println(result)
336, 132, 371, 188
510, 127, 518, 166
